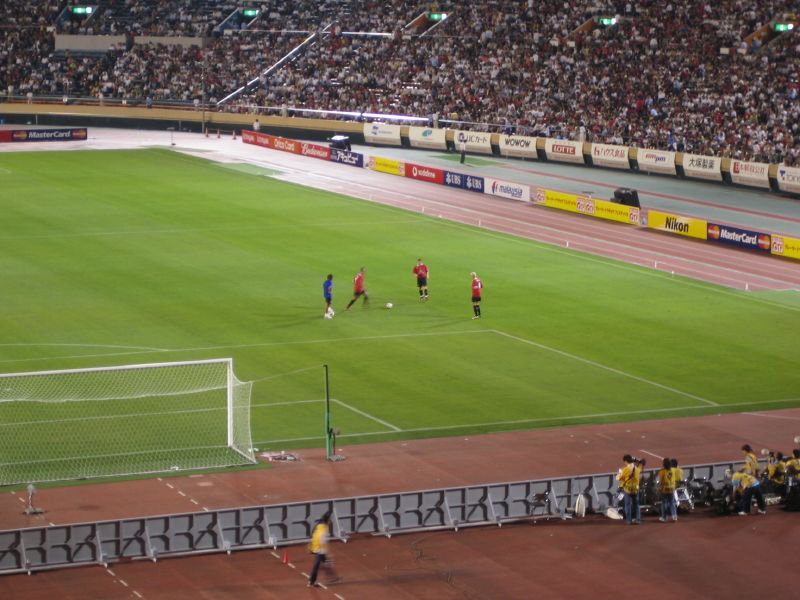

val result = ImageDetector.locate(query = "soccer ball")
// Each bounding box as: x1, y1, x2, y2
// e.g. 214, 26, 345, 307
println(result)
325, 308, 335, 319
385, 302, 393, 309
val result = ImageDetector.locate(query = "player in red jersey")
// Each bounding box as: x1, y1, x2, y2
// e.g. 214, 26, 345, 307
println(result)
412, 258, 429, 301
345, 267, 369, 310
470, 271, 483, 319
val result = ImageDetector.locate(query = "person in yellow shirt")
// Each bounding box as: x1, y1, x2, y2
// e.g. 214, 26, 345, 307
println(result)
657, 457, 678, 522
307, 512, 340, 588
617, 454, 642, 524
741, 444, 759, 477
764, 451, 786, 492
731, 468, 766, 516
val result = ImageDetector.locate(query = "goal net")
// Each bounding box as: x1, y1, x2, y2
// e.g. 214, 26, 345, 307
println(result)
0, 358, 254, 485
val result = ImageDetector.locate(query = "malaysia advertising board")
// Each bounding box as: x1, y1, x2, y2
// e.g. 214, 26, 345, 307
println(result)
544, 139, 585, 164
408, 126, 447, 150
498, 134, 538, 159
637, 149, 676, 175
590, 143, 630, 169
0, 128, 87, 143
405, 163, 444, 185
453, 130, 492, 154
770, 235, 800, 261
730, 160, 770, 189
329, 149, 364, 168
776, 165, 800, 194
706, 222, 770, 253
484, 177, 530, 202
443, 170, 484, 193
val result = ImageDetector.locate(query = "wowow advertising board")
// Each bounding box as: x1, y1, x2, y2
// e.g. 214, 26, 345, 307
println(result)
498, 134, 538, 159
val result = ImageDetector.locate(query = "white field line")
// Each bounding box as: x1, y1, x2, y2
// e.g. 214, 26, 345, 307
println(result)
491, 329, 718, 407
252, 397, 800, 446
0, 342, 167, 351
0, 330, 491, 368
741, 410, 800, 421
332, 398, 401, 432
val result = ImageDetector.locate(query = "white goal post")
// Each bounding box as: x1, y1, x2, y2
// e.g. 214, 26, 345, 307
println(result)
0, 358, 255, 485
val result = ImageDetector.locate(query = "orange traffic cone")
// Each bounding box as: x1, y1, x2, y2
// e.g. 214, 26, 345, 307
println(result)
282, 549, 289, 564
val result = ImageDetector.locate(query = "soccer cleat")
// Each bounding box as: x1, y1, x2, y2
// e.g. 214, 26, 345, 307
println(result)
738, 511, 747, 516
307, 582, 320, 588
758, 509, 766, 515
658, 517, 666, 522
472, 315, 480, 319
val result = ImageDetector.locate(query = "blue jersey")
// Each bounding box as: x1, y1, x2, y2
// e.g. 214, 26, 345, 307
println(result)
323, 279, 334, 299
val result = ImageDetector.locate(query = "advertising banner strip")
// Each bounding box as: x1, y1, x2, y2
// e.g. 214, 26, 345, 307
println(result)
498, 134, 538, 159
646, 210, 707, 240
543, 139, 585, 164
777, 165, 800, 194
443, 170, 485, 193
730, 159, 770, 189
300, 141, 330, 160
590, 143, 630, 169
484, 177, 530, 202
706, 222, 771, 253
452, 130, 493, 154
637, 149, 677, 175
776, 165, 800, 194
363, 122, 402, 145
682, 154, 722, 181
534, 188, 638, 224
405, 162, 444, 185
0, 128, 87, 143
770, 235, 800, 261
408, 126, 447, 150
330, 148, 364, 168
368, 155, 404, 176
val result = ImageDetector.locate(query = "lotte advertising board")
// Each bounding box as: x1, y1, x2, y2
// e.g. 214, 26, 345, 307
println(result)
543, 139, 585, 164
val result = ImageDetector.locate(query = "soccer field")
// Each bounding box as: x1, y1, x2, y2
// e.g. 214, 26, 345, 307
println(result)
1, 148, 799, 482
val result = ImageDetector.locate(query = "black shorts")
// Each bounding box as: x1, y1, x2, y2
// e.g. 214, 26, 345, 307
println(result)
416, 277, 427, 287
353, 290, 366, 298
471, 296, 481, 303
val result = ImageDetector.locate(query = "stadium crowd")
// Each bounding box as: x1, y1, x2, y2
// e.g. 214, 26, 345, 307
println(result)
1, 0, 798, 163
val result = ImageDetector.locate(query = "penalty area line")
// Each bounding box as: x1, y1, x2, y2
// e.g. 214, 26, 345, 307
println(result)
490, 329, 718, 407
332, 398, 401, 431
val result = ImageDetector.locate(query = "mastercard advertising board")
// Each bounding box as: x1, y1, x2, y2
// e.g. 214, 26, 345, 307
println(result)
706, 222, 770, 253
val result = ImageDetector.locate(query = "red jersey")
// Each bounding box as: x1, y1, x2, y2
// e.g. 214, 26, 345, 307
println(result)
471, 276, 482, 297
413, 263, 429, 278
353, 272, 365, 293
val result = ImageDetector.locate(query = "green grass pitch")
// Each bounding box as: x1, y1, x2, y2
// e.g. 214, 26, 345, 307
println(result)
1, 148, 798, 482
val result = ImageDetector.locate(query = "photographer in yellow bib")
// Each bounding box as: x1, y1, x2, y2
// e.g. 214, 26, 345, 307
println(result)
307, 512, 340, 587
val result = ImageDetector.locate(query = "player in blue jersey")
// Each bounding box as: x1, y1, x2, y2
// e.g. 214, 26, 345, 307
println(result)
323, 274, 334, 318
